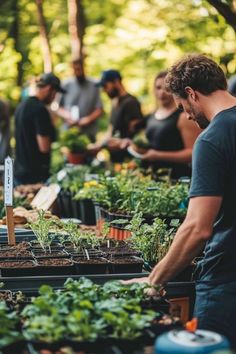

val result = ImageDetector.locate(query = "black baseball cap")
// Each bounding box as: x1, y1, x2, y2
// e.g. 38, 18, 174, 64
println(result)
37, 72, 66, 93
96, 70, 122, 87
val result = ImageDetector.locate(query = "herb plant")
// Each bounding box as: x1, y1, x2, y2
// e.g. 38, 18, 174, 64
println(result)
0, 301, 22, 349
27, 210, 55, 252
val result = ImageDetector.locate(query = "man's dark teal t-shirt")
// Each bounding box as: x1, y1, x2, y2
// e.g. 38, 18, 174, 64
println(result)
190, 106, 236, 283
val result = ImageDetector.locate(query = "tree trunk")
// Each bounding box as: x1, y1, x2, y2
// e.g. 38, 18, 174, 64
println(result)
11, 0, 24, 86
35, 0, 52, 72
67, 0, 85, 60
207, 0, 236, 32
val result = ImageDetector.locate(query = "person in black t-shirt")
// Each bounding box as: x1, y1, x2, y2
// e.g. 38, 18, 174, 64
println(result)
93, 70, 143, 162
142, 71, 200, 179
14, 73, 65, 185
123, 55, 236, 347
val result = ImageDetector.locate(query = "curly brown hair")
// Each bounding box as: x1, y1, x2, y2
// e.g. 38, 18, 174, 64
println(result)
166, 54, 227, 98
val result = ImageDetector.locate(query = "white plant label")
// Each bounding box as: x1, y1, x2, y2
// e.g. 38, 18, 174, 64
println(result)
4, 156, 13, 206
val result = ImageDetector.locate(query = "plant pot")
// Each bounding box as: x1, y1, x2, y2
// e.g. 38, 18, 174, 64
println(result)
73, 257, 109, 274
58, 189, 73, 218
2, 340, 26, 354
109, 256, 144, 274
32, 249, 68, 259
71, 198, 81, 219
108, 225, 131, 241
0, 260, 38, 277
37, 258, 75, 275
27, 340, 65, 354
67, 151, 86, 164
79, 199, 96, 225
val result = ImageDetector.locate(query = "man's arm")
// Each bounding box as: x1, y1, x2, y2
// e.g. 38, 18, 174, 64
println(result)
78, 107, 103, 127
124, 195, 222, 285
36, 135, 51, 153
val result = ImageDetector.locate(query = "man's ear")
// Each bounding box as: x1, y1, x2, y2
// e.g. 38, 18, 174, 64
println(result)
184, 86, 196, 101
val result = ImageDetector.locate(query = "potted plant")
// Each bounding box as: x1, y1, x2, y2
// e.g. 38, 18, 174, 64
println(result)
131, 133, 150, 154
27, 211, 74, 275
60, 127, 91, 164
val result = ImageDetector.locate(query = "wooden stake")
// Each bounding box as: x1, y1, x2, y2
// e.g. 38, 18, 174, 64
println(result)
6, 206, 15, 245
4, 156, 15, 245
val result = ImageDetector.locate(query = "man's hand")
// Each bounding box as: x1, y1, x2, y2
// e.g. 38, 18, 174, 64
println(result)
141, 149, 160, 161
121, 276, 149, 285
121, 277, 161, 296
78, 116, 91, 127
107, 138, 131, 151
87, 143, 102, 155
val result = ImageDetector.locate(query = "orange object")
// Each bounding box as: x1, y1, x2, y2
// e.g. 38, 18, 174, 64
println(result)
185, 317, 198, 332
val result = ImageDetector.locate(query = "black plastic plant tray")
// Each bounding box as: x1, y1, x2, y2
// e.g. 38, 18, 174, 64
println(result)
73, 257, 109, 275
0, 260, 39, 277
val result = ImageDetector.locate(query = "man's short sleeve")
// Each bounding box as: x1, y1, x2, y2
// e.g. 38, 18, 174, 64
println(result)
124, 98, 143, 121
94, 87, 103, 109
34, 107, 52, 137
189, 138, 227, 197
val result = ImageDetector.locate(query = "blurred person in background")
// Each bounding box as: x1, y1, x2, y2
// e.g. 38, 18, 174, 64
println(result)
55, 58, 103, 142
93, 69, 144, 162
14, 73, 65, 186
0, 98, 11, 164
141, 71, 200, 179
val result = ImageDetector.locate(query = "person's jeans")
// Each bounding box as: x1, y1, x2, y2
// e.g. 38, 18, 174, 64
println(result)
194, 281, 236, 348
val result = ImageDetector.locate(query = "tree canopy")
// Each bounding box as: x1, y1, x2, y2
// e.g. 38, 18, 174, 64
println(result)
0, 0, 236, 110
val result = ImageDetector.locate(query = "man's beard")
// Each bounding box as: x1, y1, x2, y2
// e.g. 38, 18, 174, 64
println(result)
108, 88, 119, 99
189, 102, 209, 129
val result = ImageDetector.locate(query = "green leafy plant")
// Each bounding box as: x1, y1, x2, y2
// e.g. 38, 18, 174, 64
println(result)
27, 210, 55, 252
60, 127, 91, 153
60, 221, 101, 251
0, 301, 22, 349
21, 278, 158, 343
132, 133, 150, 150
127, 213, 179, 264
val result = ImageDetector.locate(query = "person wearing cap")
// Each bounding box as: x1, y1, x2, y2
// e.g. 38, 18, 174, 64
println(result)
94, 69, 143, 162
14, 72, 65, 185
55, 58, 103, 142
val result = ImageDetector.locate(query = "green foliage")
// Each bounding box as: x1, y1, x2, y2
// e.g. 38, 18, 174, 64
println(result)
27, 210, 55, 252
1, 0, 236, 110
21, 277, 157, 342
127, 213, 179, 263
132, 132, 150, 150
59, 220, 101, 250
0, 301, 22, 349
59, 127, 91, 153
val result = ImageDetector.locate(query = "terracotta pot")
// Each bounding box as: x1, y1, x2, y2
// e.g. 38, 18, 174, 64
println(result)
108, 226, 131, 240
67, 152, 86, 164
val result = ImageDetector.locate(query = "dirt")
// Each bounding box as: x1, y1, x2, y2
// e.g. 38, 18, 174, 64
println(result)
109, 257, 143, 264
0, 260, 35, 268
37, 258, 72, 266
73, 257, 108, 264
32, 250, 66, 258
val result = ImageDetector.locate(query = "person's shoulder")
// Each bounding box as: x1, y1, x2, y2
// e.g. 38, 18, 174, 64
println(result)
85, 77, 100, 88
62, 77, 75, 87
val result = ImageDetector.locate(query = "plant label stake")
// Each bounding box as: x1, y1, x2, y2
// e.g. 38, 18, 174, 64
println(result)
4, 157, 15, 245
84, 248, 90, 260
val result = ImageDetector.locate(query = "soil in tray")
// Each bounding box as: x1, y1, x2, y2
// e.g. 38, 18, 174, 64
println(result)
0, 242, 32, 258
73, 257, 109, 274
32, 250, 68, 258
37, 258, 75, 276
0, 260, 35, 268
37, 258, 72, 266
0, 260, 37, 277
109, 256, 144, 274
